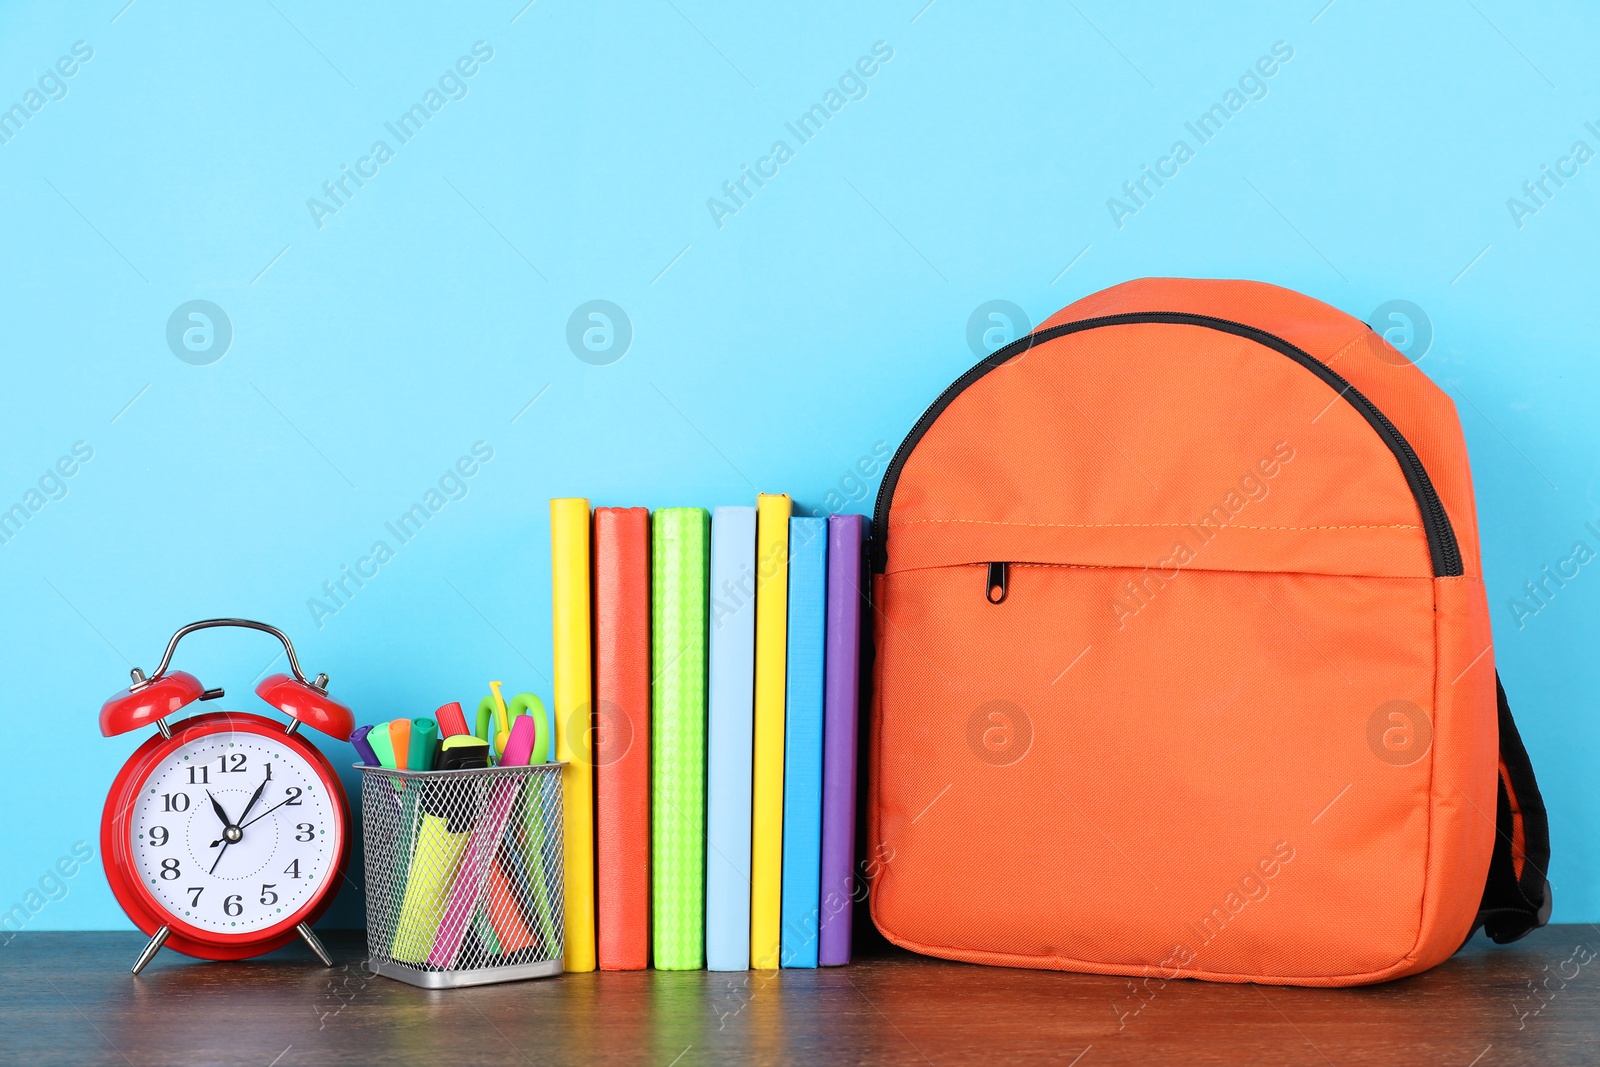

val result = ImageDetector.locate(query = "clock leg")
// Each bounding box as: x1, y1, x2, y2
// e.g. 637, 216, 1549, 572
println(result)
296, 922, 333, 967
131, 926, 170, 975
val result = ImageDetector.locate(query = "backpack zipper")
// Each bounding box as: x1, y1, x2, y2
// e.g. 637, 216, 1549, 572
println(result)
868, 312, 1462, 578
986, 561, 1009, 604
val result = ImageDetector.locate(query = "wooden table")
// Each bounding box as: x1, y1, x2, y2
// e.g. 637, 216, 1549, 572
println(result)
4, 928, 1596, 1065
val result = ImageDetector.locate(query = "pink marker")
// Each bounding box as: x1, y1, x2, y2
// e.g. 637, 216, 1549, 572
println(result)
500, 714, 538, 767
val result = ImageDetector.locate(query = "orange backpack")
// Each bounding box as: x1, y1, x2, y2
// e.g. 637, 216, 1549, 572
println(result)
866, 278, 1550, 987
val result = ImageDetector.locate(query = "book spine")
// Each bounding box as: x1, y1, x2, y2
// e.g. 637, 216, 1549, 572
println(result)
651, 507, 710, 969
750, 493, 792, 970
781, 517, 828, 968
706, 507, 758, 971
594, 507, 652, 970
819, 514, 867, 965
551, 497, 596, 972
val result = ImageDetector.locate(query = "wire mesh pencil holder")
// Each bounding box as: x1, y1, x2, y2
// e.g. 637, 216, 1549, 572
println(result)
360, 763, 566, 988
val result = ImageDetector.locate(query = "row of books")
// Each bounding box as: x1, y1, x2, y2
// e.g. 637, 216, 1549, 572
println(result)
549, 495, 868, 971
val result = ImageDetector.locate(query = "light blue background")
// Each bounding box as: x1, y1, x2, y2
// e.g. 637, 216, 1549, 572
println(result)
1, 0, 1595, 932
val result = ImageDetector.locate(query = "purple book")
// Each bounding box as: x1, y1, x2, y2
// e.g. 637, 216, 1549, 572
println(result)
819, 513, 867, 965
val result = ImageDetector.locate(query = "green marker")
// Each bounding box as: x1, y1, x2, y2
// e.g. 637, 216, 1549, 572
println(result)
369, 723, 397, 769
408, 718, 439, 770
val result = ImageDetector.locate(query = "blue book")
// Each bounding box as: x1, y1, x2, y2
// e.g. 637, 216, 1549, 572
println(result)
705, 506, 758, 971
780, 516, 828, 968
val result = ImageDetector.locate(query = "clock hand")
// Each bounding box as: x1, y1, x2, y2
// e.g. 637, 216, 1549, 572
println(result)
207, 791, 235, 831
237, 793, 296, 831
235, 773, 272, 825
209, 840, 230, 875
211, 773, 272, 847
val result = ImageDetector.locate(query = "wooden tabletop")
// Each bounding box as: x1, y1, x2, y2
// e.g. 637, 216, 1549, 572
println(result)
3, 928, 1596, 1065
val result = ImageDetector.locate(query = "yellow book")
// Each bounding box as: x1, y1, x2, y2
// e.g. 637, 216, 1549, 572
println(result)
750, 492, 791, 969
551, 497, 596, 972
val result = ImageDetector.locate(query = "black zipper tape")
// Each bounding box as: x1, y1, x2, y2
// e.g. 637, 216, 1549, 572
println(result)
869, 312, 1462, 578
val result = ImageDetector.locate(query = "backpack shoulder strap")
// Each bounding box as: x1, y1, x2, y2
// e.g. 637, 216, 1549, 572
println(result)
1475, 671, 1553, 943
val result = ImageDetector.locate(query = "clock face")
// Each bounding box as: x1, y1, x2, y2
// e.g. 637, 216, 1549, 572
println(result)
127, 731, 337, 935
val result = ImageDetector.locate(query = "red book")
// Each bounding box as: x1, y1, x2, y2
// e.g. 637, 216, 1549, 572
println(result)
593, 507, 651, 969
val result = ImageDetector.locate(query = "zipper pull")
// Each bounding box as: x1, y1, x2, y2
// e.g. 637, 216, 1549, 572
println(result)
986, 562, 1008, 604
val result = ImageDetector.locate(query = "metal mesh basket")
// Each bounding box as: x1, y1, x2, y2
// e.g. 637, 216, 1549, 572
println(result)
360, 763, 565, 988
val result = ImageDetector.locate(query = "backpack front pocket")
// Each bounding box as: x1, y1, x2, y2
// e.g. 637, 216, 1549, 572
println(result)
872, 554, 1439, 981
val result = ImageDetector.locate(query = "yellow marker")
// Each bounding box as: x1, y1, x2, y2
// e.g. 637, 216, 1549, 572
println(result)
391, 809, 469, 963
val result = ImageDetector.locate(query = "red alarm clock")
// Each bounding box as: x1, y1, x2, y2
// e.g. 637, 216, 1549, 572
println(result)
99, 619, 355, 974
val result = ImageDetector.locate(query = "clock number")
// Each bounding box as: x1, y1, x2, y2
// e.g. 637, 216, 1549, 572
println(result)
224, 895, 243, 917
188, 765, 209, 785
295, 823, 315, 842
218, 752, 247, 774
284, 787, 303, 806
264, 763, 273, 780
160, 858, 181, 880
187, 887, 203, 908
285, 858, 302, 879
161, 792, 190, 812
260, 884, 279, 906
149, 826, 169, 847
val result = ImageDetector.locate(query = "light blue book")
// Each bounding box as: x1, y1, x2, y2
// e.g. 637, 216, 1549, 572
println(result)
705, 506, 758, 971
780, 517, 828, 968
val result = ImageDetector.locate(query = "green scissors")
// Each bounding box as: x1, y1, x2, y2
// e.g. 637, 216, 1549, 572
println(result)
476, 681, 548, 764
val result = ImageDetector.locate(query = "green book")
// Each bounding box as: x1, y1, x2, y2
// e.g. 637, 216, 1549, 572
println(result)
652, 507, 710, 969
